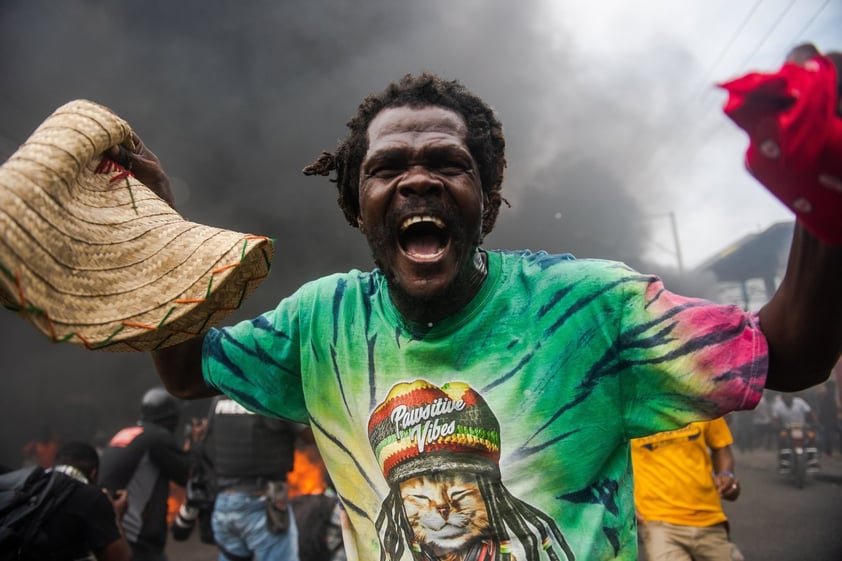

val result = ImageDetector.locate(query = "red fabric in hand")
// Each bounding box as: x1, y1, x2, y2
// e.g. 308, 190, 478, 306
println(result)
719, 55, 842, 245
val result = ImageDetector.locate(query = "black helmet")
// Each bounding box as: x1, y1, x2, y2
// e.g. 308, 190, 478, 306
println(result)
140, 386, 182, 422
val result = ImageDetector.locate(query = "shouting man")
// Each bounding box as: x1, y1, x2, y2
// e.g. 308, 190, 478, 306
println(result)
17, 44, 842, 560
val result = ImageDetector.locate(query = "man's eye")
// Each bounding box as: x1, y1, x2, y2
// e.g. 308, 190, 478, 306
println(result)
437, 164, 471, 176
369, 167, 402, 179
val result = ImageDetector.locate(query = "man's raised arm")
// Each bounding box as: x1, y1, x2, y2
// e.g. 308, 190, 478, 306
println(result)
152, 337, 216, 399
753, 46, 842, 391
759, 226, 842, 391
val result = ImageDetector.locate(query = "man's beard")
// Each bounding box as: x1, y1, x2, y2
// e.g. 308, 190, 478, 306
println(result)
365, 223, 483, 314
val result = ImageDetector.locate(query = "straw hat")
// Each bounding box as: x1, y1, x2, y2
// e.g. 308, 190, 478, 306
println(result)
0, 100, 273, 351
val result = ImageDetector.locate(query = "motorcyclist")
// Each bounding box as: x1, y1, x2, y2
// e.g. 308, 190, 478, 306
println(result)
772, 393, 819, 428
772, 393, 820, 473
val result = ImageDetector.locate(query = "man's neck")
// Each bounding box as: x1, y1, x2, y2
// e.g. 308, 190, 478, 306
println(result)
391, 249, 488, 326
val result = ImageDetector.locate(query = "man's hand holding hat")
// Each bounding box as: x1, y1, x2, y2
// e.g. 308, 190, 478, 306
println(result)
106, 131, 176, 209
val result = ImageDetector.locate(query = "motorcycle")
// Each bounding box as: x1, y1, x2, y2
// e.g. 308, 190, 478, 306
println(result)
777, 423, 819, 488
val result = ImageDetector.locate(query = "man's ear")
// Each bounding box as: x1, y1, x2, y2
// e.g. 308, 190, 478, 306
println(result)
357, 214, 365, 233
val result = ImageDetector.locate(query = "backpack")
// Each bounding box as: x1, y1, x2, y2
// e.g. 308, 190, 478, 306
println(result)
0, 467, 77, 560
292, 492, 342, 561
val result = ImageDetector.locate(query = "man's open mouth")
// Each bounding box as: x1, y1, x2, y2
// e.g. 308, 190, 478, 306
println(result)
398, 215, 450, 260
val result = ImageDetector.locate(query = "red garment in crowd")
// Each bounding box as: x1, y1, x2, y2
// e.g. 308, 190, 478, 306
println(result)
719, 54, 842, 245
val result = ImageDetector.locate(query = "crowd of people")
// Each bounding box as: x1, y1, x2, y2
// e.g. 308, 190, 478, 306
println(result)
4, 381, 839, 561
2, 387, 346, 561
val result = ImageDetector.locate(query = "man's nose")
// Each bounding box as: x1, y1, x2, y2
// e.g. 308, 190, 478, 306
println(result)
398, 165, 443, 197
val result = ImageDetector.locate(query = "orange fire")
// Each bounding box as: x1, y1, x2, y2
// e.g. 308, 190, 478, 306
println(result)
288, 444, 327, 497
167, 482, 185, 525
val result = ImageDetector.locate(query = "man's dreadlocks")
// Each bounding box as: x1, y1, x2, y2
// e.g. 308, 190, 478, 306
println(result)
303, 72, 507, 238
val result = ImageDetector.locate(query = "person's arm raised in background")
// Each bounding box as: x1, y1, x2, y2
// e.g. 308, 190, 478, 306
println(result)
107, 136, 215, 399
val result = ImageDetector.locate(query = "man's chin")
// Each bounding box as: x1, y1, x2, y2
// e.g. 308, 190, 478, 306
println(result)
375, 243, 480, 319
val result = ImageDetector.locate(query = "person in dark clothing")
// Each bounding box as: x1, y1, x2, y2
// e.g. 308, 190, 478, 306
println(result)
818, 379, 840, 456
13, 441, 132, 561
99, 386, 194, 561
202, 395, 302, 561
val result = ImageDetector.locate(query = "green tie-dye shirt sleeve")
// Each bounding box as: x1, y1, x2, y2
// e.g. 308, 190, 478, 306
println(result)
616, 271, 767, 439
203, 286, 308, 423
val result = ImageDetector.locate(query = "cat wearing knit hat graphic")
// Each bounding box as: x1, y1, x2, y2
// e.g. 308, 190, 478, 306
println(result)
368, 380, 574, 561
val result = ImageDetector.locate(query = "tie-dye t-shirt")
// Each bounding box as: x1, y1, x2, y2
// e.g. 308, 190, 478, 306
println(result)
203, 250, 766, 561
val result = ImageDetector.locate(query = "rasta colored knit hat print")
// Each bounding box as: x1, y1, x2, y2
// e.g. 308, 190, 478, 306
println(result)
368, 380, 502, 485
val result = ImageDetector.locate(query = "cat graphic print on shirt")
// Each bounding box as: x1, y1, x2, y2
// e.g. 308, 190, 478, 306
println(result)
368, 379, 575, 560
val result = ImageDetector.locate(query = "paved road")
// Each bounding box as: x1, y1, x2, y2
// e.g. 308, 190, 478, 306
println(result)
166, 529, 217, 561
167, 448, 842, 560
639, 448, 842, 561
719, 448, 842, 561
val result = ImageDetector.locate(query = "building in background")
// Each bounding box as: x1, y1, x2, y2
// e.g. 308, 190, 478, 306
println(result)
696, 221, 793, 311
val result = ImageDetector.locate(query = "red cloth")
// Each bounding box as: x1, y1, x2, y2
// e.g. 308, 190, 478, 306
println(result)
719, 55, 842, 245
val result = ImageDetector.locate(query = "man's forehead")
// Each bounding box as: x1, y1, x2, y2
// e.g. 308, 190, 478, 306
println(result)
367, 105, 468, 140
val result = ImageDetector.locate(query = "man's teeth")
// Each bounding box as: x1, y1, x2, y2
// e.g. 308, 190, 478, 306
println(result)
400, 215, 445, 231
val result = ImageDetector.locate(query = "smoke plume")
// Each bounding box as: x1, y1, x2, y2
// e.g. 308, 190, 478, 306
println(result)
0, 0, 720, 461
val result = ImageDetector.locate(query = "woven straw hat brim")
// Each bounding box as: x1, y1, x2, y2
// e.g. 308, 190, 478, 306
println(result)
0, 100, 273, 351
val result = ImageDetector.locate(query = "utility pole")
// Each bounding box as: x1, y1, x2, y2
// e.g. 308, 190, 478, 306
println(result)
645, 211, 684, 273
668, 211, 684, 274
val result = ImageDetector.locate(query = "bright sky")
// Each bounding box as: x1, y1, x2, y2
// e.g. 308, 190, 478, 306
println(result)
544, 0, 841, 269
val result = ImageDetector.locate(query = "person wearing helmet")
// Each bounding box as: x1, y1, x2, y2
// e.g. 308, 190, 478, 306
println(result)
99, 386, 201, 561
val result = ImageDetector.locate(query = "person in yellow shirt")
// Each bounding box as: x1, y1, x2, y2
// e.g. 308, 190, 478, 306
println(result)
631, 418, 743, 561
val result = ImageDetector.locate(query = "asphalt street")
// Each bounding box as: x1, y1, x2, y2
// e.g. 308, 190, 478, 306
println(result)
638, 447, 842, 561
718, 447, 842, 561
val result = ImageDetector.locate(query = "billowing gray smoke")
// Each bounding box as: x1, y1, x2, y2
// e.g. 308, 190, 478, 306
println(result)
0, 0, 717, 462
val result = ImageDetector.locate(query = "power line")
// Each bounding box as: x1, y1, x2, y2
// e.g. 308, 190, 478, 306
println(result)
786, 0, 832, 47
689, 0, 764, 100
736, 0, 799, 69
684, 0, 834, 138
628, 0, 765, 203
631, 1, 805, 265
634, 0, 769, 194
646, 0, 812, 189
